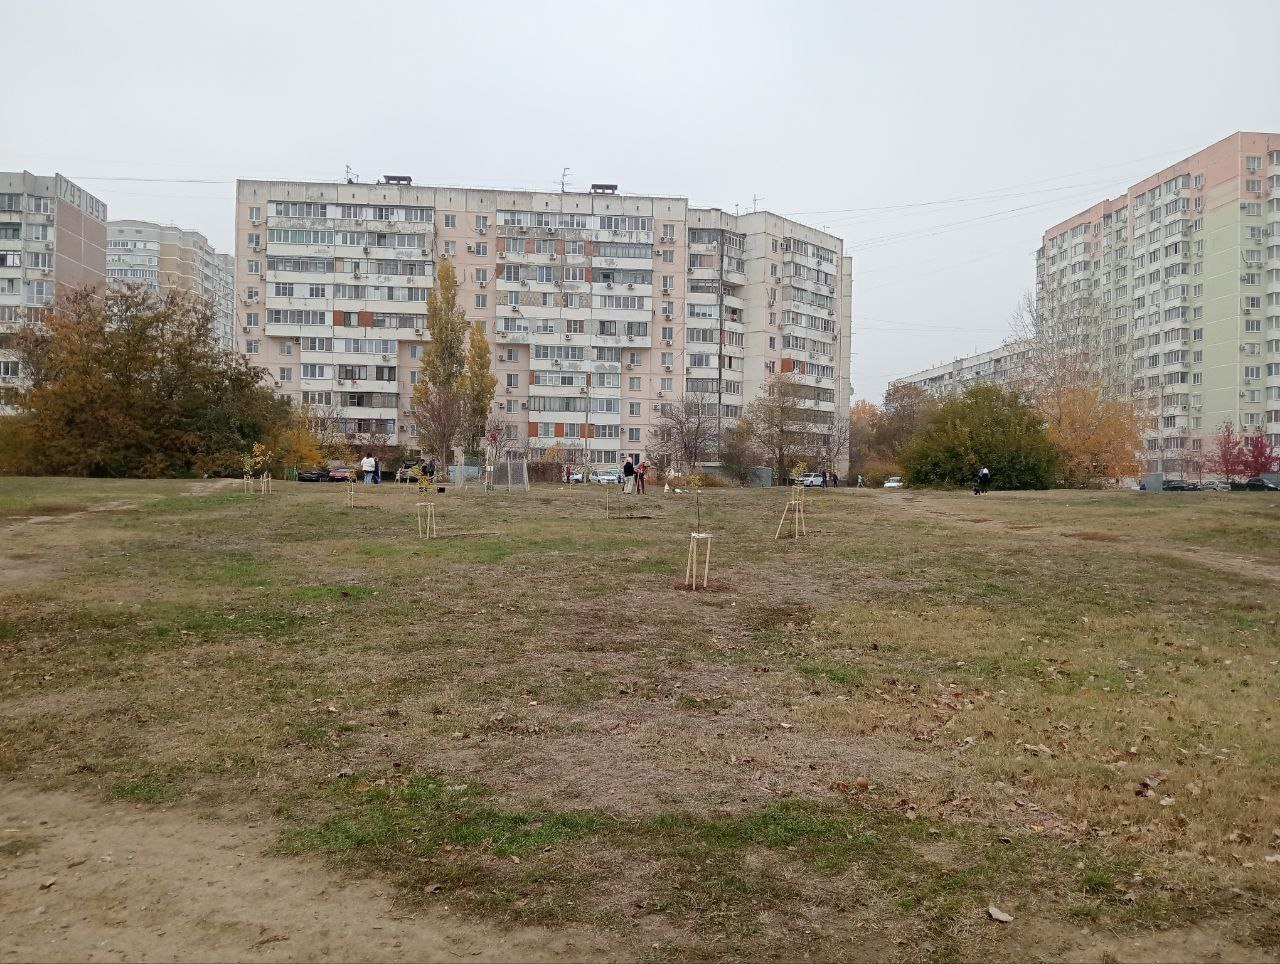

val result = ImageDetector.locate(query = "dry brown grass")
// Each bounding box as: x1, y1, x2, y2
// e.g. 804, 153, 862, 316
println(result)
1, 479, 1278, 961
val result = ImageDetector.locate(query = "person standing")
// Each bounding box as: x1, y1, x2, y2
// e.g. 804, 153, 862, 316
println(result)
622, 457, 636, 494
373, 456, 381, 485
637, 461, 647, 494
975, 466, 991, 495
360, 452, 376, 485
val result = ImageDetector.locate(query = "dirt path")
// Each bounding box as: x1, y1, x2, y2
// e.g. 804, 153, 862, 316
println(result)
884, 492, 1280, 585
0, 784, 612, 963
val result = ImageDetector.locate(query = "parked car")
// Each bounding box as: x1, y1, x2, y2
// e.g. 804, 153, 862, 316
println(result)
567, 468, 585, 483
882, 476, 904, 489
1199, 480, 1230, 492
592, 468, 622, 484
328, 467, 353, 483
797, 472, 826, 487
1162, 479, 1199, 491
296, 468, 327, 482
1245, 476, 1280, 491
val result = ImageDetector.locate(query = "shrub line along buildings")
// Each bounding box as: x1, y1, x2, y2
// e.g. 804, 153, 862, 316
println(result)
893, 131, 1280, 477
233, 178, 853, 467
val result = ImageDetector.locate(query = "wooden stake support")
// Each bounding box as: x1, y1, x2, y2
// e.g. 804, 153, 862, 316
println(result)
416, 501, 438, 539
347, 479, 355, 508
685, 532, 713, 590
258, 471, 273, 495
605, 486, 610, 519
242, 472, 253, 494
775, 487, 808, 540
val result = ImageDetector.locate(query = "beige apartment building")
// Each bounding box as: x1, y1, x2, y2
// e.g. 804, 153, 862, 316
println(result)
108, 220, 235, 349
1037, 131, 1280, 476
0, 172, 106, 397
893, 340, 1032, 398
233, 178, 852, 468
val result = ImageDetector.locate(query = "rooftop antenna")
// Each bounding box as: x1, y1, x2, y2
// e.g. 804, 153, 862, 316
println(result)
560, 167, 573, 193
344, 164, 358, 185
752, 194, 763, 212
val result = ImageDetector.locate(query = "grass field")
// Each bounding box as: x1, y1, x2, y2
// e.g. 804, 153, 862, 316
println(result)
2, 478, 1278, 961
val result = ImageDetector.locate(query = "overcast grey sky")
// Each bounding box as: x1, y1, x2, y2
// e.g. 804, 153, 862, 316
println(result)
5, 0, 1275, 401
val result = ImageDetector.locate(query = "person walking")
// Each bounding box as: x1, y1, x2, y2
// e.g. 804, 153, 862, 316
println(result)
622, 457, 636, 494
373, 456, 382, 485
637, 461, 648, 494
360, 452, 376, 485
426, 455, 437, 483
975, 466, 991, 495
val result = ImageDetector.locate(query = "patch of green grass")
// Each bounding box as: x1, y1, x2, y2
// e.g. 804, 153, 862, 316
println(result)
0, 835, 46, 857
794, 661, 864, 686
675, 693, 731, 711
111, 773, 181, 804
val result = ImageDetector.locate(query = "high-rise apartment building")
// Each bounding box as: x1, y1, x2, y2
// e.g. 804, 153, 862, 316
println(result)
0, 172, 106, 395
107, 220, 236, 349
233, 178, 852, 467
1037, 132, 1280, 475
893, 340, 1032, 398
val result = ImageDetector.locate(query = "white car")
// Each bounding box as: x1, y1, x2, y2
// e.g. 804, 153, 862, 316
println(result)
882, 476, 904, 488
592, 468, 622, 484
797, 472, 826, 487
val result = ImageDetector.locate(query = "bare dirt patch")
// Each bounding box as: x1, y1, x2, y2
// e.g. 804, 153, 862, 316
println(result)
0, 783, 612, 963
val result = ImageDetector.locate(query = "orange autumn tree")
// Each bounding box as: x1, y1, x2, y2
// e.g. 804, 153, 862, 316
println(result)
1042, 384, 1142, 486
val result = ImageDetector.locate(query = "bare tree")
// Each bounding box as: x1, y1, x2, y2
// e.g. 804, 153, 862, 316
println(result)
743, 373, 827, 483
651, 393, 720, 474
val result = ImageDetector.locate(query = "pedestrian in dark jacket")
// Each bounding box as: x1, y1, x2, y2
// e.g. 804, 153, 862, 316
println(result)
975, 466, 991, 495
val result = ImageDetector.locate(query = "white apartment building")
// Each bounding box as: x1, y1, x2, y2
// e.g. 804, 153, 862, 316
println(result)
0, 172, 106, 401
233, 178, 852, 467
1037, 132, 1280, 476
893, 340, 1032, 399
108, 220, 235, 349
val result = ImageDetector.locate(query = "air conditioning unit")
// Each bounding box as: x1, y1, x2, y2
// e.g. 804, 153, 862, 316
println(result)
414, 325, 423, 335
466, 244, 474, 252
517, 227, 527, 234
627, 283, 635, 290
652, 404, 661, 412
505, 386, 512, 394
579, 387, 587, 395
606, 282, 613, 289
564, 333, 572, 341
664, 364, 672, 372
552, 359, 562, 368
657, 391, 664, 398
421, 247, 430, 256
626, 363, 633, 370
520, 280, 528, 287
43, 242, 53, 251
661, 288, 670, 295
293, 336, 302, 344
338, 379, 347, 385
626, 334, 634, 341
521, 401, 528, 409
241, 325, 250, 332
477, 227, 487, 236
498, 252, 506, 259
554, 280, 562, 287
41, 268, 51, 276
547, 227, 556, 234
549, 253, 557, 261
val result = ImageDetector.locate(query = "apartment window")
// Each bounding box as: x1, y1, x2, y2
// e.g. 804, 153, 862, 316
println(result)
475, 294, 487, 308
661, 223, 675, 241
26, 224, 48, 241
475, 242, 488, 256
1246, 156, 1262, 172
443, 214, 456, 228
628, 402, 641, 416
564, 293, 580, 308
541, 292, 555, 307
536, 266, 554, 284
278, 367, 292, 382
660, 378, 673, 392
247, 233, 261, 248
1243, 202, 1262, 216
536, 239, 554, 255
274, 283, 294, 297
507, 291, 520, 306
27, 195, 52, 214
475, 215, 489, 231
245, 340, 260, 354
1192, 327, 1203, 341
1245, 366, 1262, 379
301, 364, 326, 378
660, 325, 674, 341
597, 320, 617, 336
1246, 179, 1263, 193
506, 373, 519, 388
628, 377, 641, 391
246, 260, 260, 275
628, 427, 641, 442
280, 342, 293, 356
246, 286, 260, 300
444, 240, 457, 256
245, 312, 260, 327
566, 318, 585, 334
1247, 390, 1262, 403
629, 351, 640, 366
563, 267, 585, 282
537, 422, 554, 438
661, 301, 673, 317
565, 241, 584, 256
662, 249, 674, 264
505, 399, 517, 413
1193, 350, 1203, 363
308, 284, 326, 298
475, 267, 488, 284
1246, 296, 1262, 309
1246, 318, 1262, 332
0, 360, 19, 377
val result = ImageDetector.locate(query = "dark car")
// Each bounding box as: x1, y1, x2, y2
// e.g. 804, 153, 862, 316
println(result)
1245, 476, 1280, 491
328, 467, 353, 483
1162, 479, 1199, 491
296, 468, 327, 482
